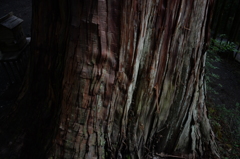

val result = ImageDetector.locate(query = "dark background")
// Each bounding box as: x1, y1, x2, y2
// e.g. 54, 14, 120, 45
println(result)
0, 0, 32, 36
0, 0, 32, 115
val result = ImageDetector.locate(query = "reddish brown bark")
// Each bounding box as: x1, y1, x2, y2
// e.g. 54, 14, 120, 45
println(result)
16, 0, 219, 158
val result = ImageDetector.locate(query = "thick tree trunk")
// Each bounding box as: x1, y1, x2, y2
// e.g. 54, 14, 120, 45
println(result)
211, 0, 220, 32
17, 0, 219, 158
229, 1, 240, 42
220, 0, 234, 39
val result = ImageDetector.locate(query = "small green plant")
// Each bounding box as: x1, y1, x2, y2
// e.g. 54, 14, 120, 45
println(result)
236, 102, 240, 107
210, 73, 220, 79
210, 38, 239, 53
206, 60, 218, 69
205, 75, 211, 84
207, 86, 219, 95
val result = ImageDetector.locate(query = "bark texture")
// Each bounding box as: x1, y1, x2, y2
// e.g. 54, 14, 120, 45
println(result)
22, 0, 219, 158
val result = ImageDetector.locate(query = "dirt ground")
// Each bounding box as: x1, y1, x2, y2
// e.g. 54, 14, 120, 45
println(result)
206, 52, 240, 158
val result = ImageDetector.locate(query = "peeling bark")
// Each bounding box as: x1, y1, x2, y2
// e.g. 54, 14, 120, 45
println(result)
18, 0, 219, 158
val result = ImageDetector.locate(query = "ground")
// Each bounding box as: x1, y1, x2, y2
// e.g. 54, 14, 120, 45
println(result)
1, 1, 240, 158
206, 51, 240, 158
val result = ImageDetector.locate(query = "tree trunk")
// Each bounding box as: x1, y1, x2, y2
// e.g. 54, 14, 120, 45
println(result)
212, 0, 227, 38
211, 0, 221, 38
220, 0, 234, 40
228, 1, 240, 42
17, 0, 219, 158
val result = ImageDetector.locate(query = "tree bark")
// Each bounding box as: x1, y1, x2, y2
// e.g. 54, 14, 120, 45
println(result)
17, 0, 219, 158
220, 0, 235, 39
228, 1, 240, 42
212, 0, 227, 38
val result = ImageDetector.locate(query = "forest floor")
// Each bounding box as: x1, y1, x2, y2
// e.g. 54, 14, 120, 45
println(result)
206, 51, 240, 158
1, 0, 240, 158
